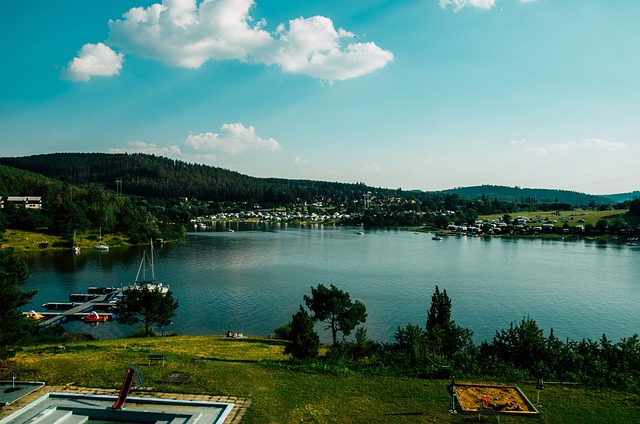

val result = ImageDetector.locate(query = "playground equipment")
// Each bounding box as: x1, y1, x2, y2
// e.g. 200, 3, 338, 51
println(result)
111, 363, 145, 410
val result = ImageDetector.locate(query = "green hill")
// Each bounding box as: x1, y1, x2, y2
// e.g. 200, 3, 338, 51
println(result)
1, 153, 634, 207
438, 184, 613, 206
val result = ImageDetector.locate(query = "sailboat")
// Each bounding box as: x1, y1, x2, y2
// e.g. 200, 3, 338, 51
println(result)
72, 230, 80, 254
129, 240, 169, 294
95, 227, 109, 251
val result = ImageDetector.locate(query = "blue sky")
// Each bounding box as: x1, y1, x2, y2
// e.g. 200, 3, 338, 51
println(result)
1, 0, 638, 194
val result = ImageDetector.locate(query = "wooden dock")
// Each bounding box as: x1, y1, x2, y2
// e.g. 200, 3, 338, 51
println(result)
37, 289, 121, 327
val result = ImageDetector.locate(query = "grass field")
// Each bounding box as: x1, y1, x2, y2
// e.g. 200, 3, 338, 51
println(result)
479, 208, 629, 228
0, 229, 130, 251
478, 208, 639, 241
3, 335, 639, 423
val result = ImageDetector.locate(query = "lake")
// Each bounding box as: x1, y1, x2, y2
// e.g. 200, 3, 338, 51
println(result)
22, 224, 640, 344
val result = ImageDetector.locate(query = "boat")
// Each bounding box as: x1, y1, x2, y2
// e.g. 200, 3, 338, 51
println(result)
127, 240, 169, 295
357, 231, 365, 235
432, 234, 443, 240
95, 227, 109, 251
25, 310, 44, 320
72, 230, 80, 254
82, 311, 108, 323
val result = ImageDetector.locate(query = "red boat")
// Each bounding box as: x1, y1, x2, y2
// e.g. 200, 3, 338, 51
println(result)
82, 311, 108, 323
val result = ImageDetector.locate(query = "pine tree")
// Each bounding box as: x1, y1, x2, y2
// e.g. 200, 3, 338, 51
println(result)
0, 248, 37, 359
285, 306, 320, 360
426, 286, 452, 331
304, 284, 367, 346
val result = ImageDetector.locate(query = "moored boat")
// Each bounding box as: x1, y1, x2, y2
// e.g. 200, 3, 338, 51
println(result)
25, 310, 44, 320
82, 311, 108, 322
94, 227, 109, 251
126, 240, 169, 295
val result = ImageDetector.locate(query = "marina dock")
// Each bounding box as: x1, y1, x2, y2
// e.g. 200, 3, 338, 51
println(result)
30, 287, 121, 327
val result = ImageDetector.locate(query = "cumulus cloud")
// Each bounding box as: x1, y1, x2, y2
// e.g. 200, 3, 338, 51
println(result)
272, 15, 393, 82
439, 0, 496, 12
182, 122, 281, 154
63, 43, 124, 81
95, 0, 392, 82
293, 156, 312, 165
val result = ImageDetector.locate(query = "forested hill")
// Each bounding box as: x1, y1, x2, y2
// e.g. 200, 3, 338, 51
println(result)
439, 185, 612, 205
0, 153, 625, 206
0, 153, 379, 205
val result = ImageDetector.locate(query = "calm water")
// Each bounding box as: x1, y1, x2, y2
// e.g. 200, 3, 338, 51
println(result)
22, 225, 640, 343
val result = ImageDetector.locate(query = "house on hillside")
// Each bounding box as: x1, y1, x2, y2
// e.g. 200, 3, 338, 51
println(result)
0, 196, 42, 209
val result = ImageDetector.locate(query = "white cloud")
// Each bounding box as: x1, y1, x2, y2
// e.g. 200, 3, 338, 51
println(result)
580, 137, 626, 151
63, 43, 124, 81
98, 0, 392, 82
272, 16, 393, 82
183, 122, 281, 154
365, 162, 383, 172
515, 137, 626, 156
439, 0, 496, 12
524, 146, 547, 155
551, 138, 626, 152
551, 141, 578, 151
109, 141, 182, 155
293, 156, 312, 165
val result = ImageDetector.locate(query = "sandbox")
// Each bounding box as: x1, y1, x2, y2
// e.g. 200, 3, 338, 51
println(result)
454, 383, 539, 415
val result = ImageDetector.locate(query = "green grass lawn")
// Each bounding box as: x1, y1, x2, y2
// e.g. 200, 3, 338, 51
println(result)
480, 208, 628, 228
3, 335, 639, 423
0, 229, 131, 251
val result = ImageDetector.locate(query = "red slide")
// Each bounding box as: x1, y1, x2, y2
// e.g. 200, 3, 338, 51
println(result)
112, 368, 135, 409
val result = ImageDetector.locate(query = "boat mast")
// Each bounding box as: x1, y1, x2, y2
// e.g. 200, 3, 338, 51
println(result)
150, 240, 155, 282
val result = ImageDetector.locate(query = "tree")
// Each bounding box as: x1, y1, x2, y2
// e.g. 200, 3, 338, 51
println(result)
426, 286, 452, 331
113, 284, 179, 337
0, 248, 37, 359
304, 284, 367, 346
489, 316, 547, 372
425, 286, 474, 358
394, 323, 426, 365
285, 306, 320, 360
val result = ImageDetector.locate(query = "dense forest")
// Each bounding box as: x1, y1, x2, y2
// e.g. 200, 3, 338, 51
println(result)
0, 152, 627, 205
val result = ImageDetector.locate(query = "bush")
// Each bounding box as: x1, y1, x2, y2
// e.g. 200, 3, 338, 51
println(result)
274, 322, 292, 341
284, 306, 319, 361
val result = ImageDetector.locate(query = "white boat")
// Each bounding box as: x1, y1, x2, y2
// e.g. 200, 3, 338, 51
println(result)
127, 240, 169, 294
72, 230, 80, 254
432, 234, 443, 240
95, 227, 109, 251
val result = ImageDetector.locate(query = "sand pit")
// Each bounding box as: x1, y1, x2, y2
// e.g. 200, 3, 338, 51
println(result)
454, 383, 538, 415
